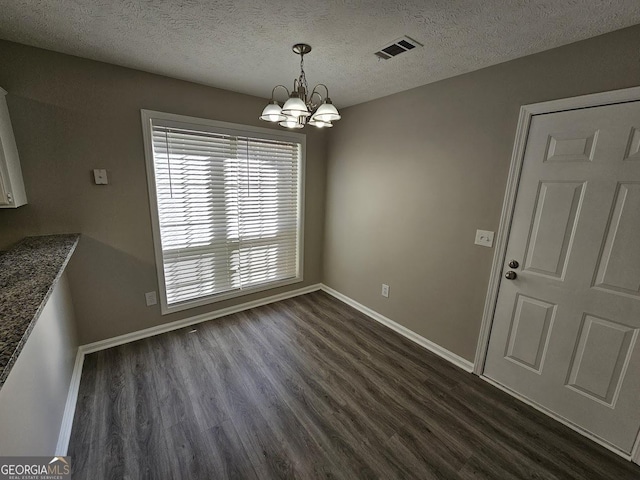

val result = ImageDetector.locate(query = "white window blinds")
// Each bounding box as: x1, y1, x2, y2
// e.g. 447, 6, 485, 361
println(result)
148, 118, 302, 307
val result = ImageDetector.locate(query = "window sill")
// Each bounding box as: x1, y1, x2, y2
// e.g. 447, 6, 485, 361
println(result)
159, 275, 304, 315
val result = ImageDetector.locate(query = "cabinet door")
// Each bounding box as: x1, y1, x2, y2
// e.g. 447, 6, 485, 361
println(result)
0, 89, 27, 208
0, 135, 12, 206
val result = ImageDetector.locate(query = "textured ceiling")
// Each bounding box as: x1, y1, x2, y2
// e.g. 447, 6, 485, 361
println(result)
0, 1, 639, 107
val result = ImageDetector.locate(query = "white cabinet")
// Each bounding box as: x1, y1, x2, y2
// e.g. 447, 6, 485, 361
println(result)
0, 87, 27, 208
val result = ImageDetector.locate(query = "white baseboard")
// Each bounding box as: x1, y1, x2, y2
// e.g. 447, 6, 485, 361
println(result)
55, 348, 85, 456
633, 436, 640, 465
81, 283, 323, 354
319, 284, 640, 464
54, 282, 322, 454
55, 281, 640, 465
481, 375, 635, 462
56, 281, 472, 455
320, 284, 475, 373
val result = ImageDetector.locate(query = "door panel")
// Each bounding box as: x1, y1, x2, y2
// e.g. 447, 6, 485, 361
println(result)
594, 182, 640, 297
624, 127, 640, 160
545, 131, 598, 163
524, 181, 584, 278
566, 314, 638, 406
505, 294, 556, 372
484, 101, 640, 454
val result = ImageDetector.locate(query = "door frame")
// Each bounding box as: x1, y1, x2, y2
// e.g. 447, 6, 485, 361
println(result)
472, 86, 640, 464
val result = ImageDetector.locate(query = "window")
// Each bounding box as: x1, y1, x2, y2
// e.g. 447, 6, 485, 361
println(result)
141, 111, 305, 314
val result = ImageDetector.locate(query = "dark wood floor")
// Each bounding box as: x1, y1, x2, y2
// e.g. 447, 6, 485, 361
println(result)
68, 291, 640, 479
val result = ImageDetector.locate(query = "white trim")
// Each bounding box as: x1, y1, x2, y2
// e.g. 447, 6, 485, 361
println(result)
475, 86, 640, 373
140, 109, 307, 143
473, 103, 530, 375
518, 86, 640, 116
140, 109, 307, 315
56, 282, 473, 455
474, 86, 640, 464
53, 282, 322, 455
320, 284, 474, 373
55, 348, 85, 456
52, 275, 639, 461
81, 283, 322, 354
154, 277, 306, 316
482, 376, 634, 461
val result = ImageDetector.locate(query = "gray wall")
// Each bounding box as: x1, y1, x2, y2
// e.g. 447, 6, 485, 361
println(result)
2, 26, 639, 359
0, 41, 327, 344
0, 273, 77, 455
323, 25, 640, 362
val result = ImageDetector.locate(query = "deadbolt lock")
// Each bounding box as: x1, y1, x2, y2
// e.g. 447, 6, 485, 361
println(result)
508, 260, 520, 269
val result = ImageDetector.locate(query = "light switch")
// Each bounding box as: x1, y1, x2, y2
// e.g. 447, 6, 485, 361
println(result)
93, 169, 108, 185
145, 291, 157, 306
474, 229, 494, 248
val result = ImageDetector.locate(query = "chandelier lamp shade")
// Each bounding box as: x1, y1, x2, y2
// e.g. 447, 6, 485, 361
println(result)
259, 44, 341, 129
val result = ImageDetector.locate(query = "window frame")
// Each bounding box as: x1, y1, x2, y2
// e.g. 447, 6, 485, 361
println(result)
141, 109, 306, 315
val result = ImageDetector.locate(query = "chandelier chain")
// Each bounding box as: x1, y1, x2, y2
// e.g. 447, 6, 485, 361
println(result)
299, 54, 309, 100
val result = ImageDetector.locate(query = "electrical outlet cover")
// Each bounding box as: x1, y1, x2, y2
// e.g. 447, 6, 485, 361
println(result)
145, 291, 157, 306
93, 169, 108, 185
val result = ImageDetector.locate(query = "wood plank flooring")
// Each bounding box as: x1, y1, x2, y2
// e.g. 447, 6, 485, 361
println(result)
68, 291, 640, 479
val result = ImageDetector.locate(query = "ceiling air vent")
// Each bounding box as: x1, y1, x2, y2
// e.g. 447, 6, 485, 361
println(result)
374, 36, 422, 60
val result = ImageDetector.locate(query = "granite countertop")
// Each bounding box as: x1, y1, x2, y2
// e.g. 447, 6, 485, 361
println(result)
0, 234, 80, 387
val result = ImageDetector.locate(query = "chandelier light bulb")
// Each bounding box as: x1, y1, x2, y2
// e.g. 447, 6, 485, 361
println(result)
313, 99, 341, 123
279, 118, 304, 129
259, 101, 286, 122
282, 95, 310, 118
308, 116, 333, 128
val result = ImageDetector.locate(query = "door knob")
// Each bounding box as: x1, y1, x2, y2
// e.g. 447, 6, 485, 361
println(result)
505, 271, 517, 280
508, 260, 520, 269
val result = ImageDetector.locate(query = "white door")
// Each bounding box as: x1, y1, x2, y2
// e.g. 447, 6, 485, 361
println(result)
484, 101, 640, 454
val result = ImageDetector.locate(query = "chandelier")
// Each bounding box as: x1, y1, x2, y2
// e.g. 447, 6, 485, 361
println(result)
259, 44, 341, 129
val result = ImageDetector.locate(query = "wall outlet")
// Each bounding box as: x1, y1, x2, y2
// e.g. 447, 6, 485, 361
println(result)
145, 291, 157, 306
381, 283, 390, 298
474, 229, 494, 248
93, 169, 108, 185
